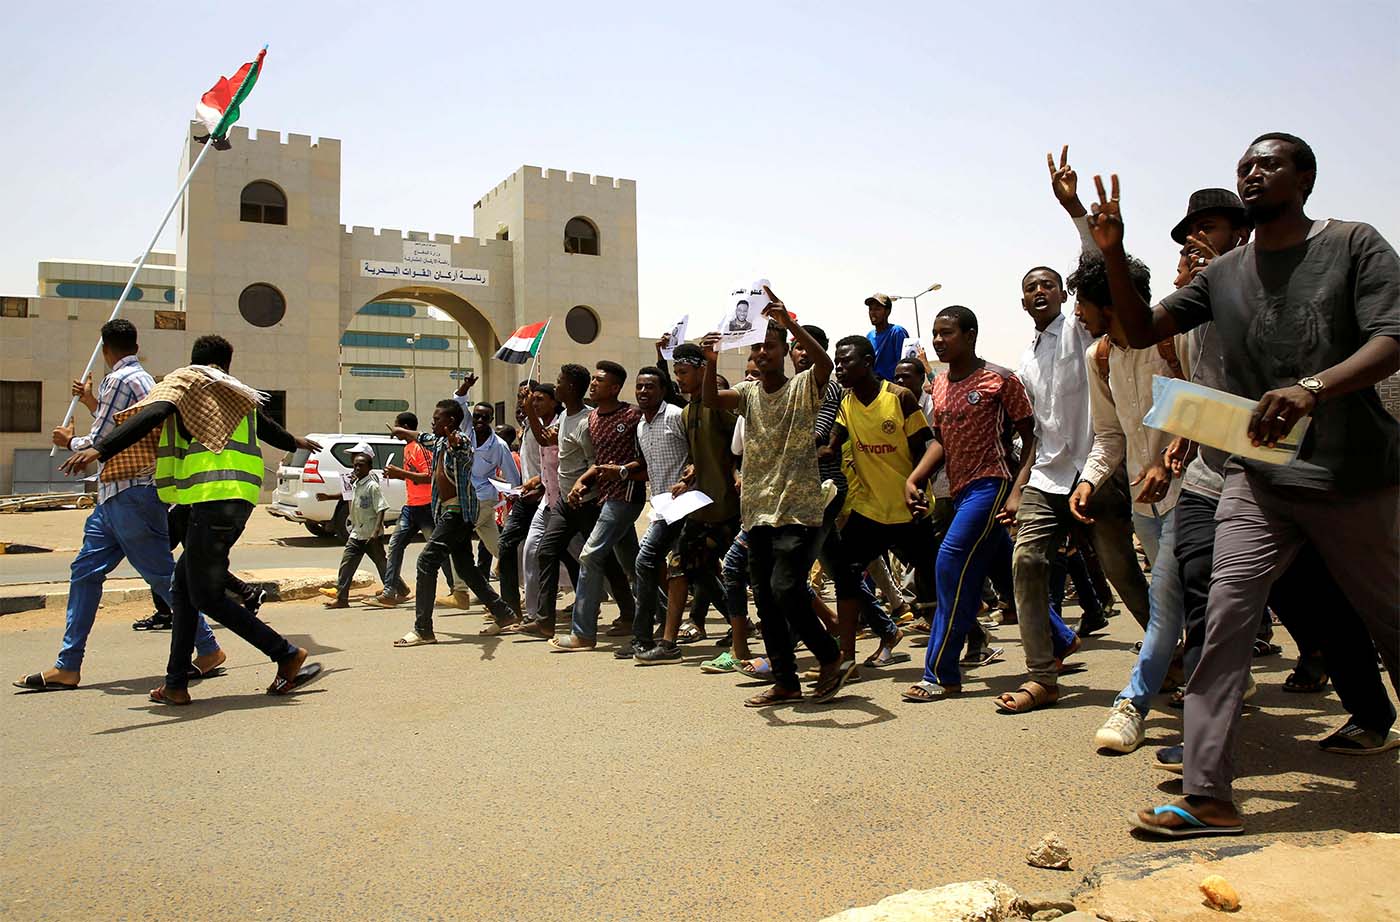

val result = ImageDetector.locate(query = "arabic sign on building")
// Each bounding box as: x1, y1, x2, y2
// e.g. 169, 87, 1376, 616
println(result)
361, 242, 489, 287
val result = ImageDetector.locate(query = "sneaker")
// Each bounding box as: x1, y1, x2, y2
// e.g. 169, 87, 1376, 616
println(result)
364, 592, 403, 608
1094, 699, 1145, 753
1318, 721, 1400, 755
1077, 611, 1109, 637
614, 640, 647, 660
1155, 744, 1184, 773
700, 651, 739, 673
244, 588, 267, 614
635, 641, 682, 666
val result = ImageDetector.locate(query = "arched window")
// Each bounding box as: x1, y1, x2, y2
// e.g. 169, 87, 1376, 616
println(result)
564, 217, 599, 256
565, 305, 599, 344
239, 283, 287, 327
240, 181, 287, 225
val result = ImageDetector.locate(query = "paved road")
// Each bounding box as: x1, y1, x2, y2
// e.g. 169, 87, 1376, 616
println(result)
2, 591, 1395, 922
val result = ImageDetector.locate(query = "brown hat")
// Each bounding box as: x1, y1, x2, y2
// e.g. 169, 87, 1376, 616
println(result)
864, 293, 893, 310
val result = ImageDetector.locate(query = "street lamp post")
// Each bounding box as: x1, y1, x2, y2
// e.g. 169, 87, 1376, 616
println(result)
407, 332, 422, 414
892, 282, 943, 338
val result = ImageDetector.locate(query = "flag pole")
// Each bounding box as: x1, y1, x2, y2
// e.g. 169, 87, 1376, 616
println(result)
526, 317, 551, 385
51, 136, 218, 454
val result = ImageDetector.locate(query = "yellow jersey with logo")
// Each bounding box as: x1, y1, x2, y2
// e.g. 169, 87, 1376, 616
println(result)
837, 382, 930, 524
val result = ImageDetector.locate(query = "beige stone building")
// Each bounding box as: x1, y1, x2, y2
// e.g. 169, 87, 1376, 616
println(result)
1, 123, 740, 494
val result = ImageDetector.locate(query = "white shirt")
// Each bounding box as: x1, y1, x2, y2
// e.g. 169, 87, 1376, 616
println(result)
519, 424, 542, 483
1019, 313, 1096, 495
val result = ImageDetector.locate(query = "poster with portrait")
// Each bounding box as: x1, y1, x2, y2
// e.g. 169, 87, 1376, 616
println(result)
716, 279, 772, 352
659, 314, 689, 360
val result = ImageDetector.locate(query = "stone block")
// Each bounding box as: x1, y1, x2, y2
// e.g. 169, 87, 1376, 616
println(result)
819, 879, 1021, 922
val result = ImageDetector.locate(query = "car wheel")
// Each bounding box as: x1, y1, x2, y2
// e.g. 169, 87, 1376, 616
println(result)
304, 521, 331, 538
330, 502, 350, 542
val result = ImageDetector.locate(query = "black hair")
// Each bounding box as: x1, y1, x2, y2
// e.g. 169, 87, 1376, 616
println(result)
636, 365, 664, 381
935, 304, 979, 335
1251, 132, 1317, 176
518, 379, 538, 390
1022, 266, 1064, 289
835, 334, 875, 361
671, 343, 705, 363
802, 324, 829, 350
596, 360, 627, 386
763, 321, 789, 344
560, 364, 591, 397
496, 424, 518, 445
100, 318, 138, 353
736, 299, 750, 309
715, 374, 731, 389
530, 381, 557, 399
472, 403, 494, 421
436, 398, 464, 427
395, 411, 418, 429
191, 334, 234, 370
1067, 251, 1151, 309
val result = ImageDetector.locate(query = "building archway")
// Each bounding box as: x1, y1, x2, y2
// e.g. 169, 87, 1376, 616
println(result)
342, 285, 509, 432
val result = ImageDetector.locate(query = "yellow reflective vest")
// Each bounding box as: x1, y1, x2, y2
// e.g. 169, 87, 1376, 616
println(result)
154, 410, 264, 505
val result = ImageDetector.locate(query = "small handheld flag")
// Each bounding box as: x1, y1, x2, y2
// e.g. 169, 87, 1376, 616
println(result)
195, 47, 267, 148
495, 320, 550, 365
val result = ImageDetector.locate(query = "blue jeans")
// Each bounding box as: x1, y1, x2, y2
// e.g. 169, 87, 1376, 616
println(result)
58, 485, 216, 672
1118, 509, 1185, 715
722, 530, 750, 623
384, 503, 451, 595
632, 517, 684, 645
922, 479, 1016, 686
570, 500, 643, 639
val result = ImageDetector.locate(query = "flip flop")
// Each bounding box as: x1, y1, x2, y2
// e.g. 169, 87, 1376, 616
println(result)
1318, 723, 1400, 755
737, 657, 774, 683
148, 686, 190, 706
548, 635, 597, 652
901, 680, 961, 703
743, 686, 802, 708
267, 662, 323, 696
393, 631, 438, 648
960, 646, 1005, 668
811, 659, 859, 703
12, 672, 78, 692
863, 648, 911, 668
1130, 804, 1243, 839
185, 664, 227, 680
1252, 639, 1283, 658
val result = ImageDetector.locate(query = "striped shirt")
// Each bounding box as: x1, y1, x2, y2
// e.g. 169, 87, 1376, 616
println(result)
69, 355, 155, 504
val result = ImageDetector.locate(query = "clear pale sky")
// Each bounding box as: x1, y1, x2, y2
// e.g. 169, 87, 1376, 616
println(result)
3, 1, 1397, 366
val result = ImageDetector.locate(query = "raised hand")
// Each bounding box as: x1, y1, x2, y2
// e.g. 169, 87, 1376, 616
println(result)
761, 285, 794, 329
655, 333, 671, 358
699, 331, 721, 363
1047, 145, 1085, 216
1087, 174, 1124, 251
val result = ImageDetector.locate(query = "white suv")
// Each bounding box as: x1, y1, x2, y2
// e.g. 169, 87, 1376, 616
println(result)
269, 433, 407, 540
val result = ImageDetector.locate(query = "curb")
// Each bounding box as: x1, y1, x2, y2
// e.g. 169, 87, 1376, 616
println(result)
0, 571, 376, 617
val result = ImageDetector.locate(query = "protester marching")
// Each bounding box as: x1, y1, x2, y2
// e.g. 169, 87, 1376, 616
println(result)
13, 109, 1400, 849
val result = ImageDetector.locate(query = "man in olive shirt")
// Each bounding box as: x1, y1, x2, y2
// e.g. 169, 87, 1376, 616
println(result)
1088, 132, 1400, 837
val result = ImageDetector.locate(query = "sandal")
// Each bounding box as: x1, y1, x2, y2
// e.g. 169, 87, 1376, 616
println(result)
1130, 803, 1244, 839
744, 686, 802, 708
12, 672, 78, 692
863, 647, 911, 668
1283, 655, 1329, 693
677, 623, 707, 645
902, 680, 961, 702
548, 634, 596, 652
393, 631, 437, 647
148, 686, 190, 706
1252, 639, 1283, 658
513, 621, 555, 641
811, 659, 858, 703
737, 657, 774, 683
994, 680, 1060, 714
960, 646, 1004, 668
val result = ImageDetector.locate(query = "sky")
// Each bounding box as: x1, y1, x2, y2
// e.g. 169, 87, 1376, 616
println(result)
3, 1, 1397, 366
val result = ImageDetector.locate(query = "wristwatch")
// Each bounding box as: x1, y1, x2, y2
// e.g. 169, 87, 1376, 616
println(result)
1297, 376, 1325, 398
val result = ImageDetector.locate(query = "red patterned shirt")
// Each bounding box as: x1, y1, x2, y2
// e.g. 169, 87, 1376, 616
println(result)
589, 403, 644, 503
931, 363, 1033, 498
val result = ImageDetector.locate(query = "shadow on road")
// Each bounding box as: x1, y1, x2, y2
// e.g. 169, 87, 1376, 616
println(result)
91, 666, 348, 734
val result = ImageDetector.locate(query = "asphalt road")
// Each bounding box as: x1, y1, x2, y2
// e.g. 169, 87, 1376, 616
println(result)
2, 589, 1395, 922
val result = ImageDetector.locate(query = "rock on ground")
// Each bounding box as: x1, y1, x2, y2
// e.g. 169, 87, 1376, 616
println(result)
820, 879, 1021, 922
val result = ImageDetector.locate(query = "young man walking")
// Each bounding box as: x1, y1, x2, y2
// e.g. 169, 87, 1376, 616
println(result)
317, 444, 390, 609
15, 321, 226, 693
900, 307, 1044, 702
701, 290, 848, 706
1088, 133, 1400, 836
59, 335, 320, 704
1065, 251, 1190, 752
550, 362, 646, 650
373, 411, 454, 606
391, 399, 514, 647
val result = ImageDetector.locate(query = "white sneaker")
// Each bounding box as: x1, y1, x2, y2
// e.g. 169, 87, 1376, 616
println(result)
1095, 699, 1145, 753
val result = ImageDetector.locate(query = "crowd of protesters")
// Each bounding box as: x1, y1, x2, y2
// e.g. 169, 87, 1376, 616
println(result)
18, 132, 1399, 841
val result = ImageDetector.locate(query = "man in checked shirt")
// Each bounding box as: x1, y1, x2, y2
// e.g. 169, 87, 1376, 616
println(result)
13, 320, 225, 693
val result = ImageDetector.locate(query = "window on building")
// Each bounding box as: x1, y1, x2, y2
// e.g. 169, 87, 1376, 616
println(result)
262, 390, 287, 429
154, 310, 185, 330
1, 297, 29, 317
55, 282, 144, 301
240, 181, 288, 225
239, 283, 286, 327
340, 331, 450, 350
565, 305, 600, 344
354, 398, 411, 413
0, 381, 42, 432
564, 217, 599, 256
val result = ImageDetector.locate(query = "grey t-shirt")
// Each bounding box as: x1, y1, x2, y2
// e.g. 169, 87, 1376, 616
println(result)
1160, 220, 1400, 493
556, 407, 594, 502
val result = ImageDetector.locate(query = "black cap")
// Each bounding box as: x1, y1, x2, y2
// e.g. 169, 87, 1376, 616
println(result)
1171, 188, 1249, 245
